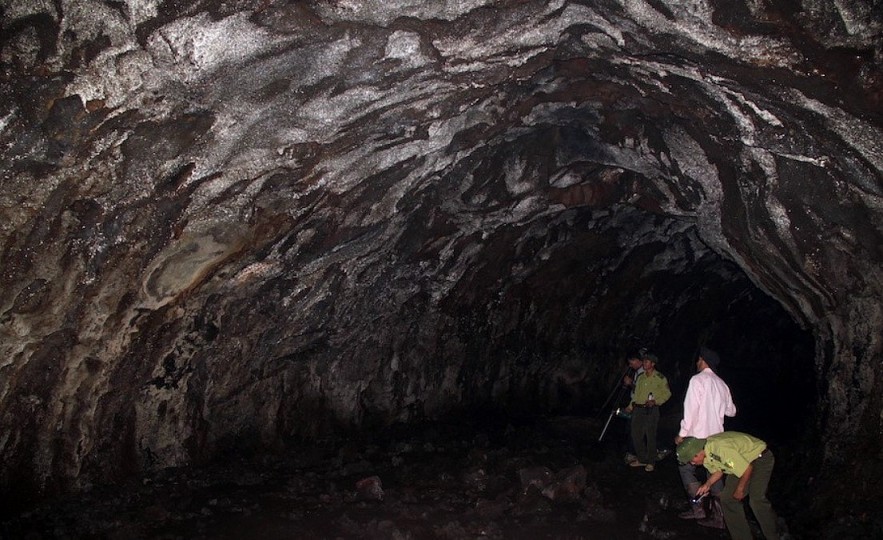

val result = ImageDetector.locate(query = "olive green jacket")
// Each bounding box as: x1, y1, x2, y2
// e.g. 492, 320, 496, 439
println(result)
703, 431, 768, 477
632, 370, 671, 406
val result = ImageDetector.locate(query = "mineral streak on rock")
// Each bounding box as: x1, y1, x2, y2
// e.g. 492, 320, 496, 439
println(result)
0, 0, 881, 522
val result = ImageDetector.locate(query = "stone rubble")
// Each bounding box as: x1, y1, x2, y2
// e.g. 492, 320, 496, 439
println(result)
2, 416, 727, 540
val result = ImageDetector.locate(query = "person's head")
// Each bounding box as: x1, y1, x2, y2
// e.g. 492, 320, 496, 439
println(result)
641, 352, 658, 373
676, 437, 707, 465
627, 356, 643, 370
626, 347, 646, 370
698, 346, 721, 371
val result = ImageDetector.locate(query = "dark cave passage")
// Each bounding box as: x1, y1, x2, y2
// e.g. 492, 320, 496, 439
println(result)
419, 200, 817, 448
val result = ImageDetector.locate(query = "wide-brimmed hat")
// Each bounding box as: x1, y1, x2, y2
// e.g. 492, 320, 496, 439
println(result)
676, 437, 707, 464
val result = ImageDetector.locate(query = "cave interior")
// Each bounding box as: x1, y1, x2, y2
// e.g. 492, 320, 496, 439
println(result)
1, 0, 882, 538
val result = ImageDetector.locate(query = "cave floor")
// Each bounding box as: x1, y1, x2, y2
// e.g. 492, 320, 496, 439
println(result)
3, 414, 774, 539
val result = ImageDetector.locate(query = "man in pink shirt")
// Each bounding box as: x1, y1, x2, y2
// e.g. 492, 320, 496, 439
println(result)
675, 347, 736, 525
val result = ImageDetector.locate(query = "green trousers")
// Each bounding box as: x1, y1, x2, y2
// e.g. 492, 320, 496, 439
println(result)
720, 450, 779, 540
630, 406, 659, 465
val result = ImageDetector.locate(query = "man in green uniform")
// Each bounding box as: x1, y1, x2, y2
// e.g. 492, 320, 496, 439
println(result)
625, 352, 671, 471
676, 432, 779, 540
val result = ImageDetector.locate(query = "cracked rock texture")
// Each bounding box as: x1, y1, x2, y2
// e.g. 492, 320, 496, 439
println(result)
1, 0, 881, 524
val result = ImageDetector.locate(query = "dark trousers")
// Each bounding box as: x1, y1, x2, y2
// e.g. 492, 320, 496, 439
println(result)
626, 417, 636, 455
679, 461, 723, 497
720, 450, 779, 540
630, 407, 659, 465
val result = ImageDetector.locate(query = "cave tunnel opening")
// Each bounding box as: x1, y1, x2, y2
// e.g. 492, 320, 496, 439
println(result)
399, 116, 820, 456
431, 203, 817, 448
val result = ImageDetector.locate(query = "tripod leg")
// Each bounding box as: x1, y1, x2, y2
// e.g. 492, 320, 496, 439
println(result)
599, 365, 632, 413
598, 409, 616, 442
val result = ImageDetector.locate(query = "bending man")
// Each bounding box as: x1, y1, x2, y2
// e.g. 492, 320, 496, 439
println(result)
676, 433, 780, 540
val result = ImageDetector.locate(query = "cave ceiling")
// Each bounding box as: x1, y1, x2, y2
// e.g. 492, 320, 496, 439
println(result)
0, 0, 881, 500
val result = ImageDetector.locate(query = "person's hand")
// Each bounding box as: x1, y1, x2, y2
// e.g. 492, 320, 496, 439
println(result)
696, 483, 711, 497
733, 486, 746, 501
623, 375, 633, 387
674, 435, 684, 445
625, 405, 633, 413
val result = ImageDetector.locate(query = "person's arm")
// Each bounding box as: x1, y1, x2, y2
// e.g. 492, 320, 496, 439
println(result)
655, 376, 672, 405
725, 388, 737, 417
732, 463, 753, 500
696, 471, 724, 496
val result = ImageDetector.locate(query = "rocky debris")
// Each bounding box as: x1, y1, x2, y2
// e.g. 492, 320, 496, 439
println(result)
355, 475, 384, 502
639, 513, 678, 540
541, 465, 587, 502
516, 463, 587, 503
1, 416, 733, 540
460, 466, 489, 494
517, 465, 553, 493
